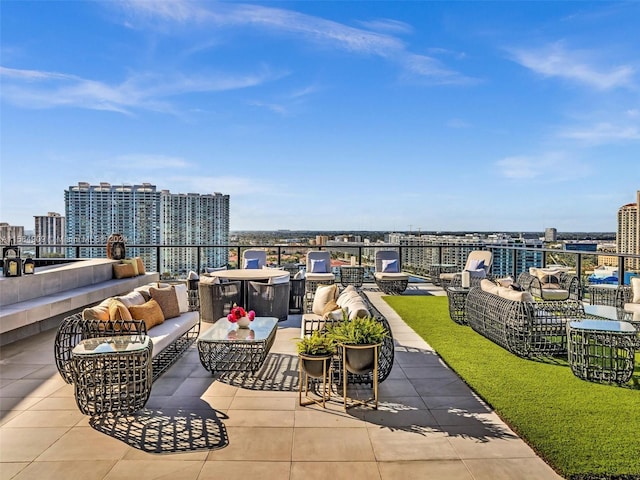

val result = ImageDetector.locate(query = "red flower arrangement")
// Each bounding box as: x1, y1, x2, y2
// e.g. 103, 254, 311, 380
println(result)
227, 304, 256, 323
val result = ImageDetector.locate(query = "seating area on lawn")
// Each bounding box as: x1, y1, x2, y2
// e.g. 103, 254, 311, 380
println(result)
2, 265, 639, 479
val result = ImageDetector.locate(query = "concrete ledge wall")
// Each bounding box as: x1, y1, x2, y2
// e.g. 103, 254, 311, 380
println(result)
0, 269, 160, 346
0, 259, 121, 307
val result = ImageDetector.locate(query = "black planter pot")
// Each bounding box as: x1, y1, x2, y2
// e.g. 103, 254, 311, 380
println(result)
342, 344, 380, 375
299, 353, 333, 378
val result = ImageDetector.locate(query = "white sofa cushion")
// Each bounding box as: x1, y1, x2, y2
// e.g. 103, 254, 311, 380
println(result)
631, 277, 640, 303
374, 272, 409, 281
147, 311, 199, 358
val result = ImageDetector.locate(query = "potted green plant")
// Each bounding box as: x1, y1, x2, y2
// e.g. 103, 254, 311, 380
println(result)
296, 331, 336, 378
327, 316, 388, 375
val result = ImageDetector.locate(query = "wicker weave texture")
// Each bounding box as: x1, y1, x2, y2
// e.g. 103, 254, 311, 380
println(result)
197, 325, 277, 374
567, 325, 636, 384
198, 281, 242, 323
446, 287, 469, 325
340, 266, 364, 287
247, 281, 290, 321
375, 277, 409, 295
466, 287, 586, 358
71, 337, 153, 415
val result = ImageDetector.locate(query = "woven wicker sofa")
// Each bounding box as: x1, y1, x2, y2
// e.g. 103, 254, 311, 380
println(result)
55, 281, 200, 384
301, 284, 394, 384
466, 279, 586, 358
517, 268, 581, 301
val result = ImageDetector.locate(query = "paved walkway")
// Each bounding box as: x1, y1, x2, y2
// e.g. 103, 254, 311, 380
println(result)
0, 286, 563, 479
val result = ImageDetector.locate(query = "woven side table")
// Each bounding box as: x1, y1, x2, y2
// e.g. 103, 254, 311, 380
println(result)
340, 266, 364, 287
71, 335, 153, 416
446, 286, 470, 325
567, 320, 636, 385
587, 284, 621, 306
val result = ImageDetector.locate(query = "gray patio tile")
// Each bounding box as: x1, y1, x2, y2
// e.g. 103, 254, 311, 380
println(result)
224, 409, 295, 427
199, 460, 291, 480
10, 460, 115, 480
463, 458, 564, 479
376, 396, 428, 411
228, 396, 296, 411
0, 378, 66, 399
422, 395, 491, 413
35, 426, 129, 461
0, 364, 44, 380
291, 461, 381, 480
207, 426, 293, 461
0, 427, 70, 462
360, 407, 439, 429
292, 427, 375, 461
0, 461, 28, 480
1, 409, 84, 428
367, 426, 460, 461
412, 377, 476, 396
294, 405, 366, 427
431, 408, 506, 428
378, 378, 419, 397
379, 459, 474, 480
446, 426, 534, 459
401, 365, 460, 380
103, 459, 204, 480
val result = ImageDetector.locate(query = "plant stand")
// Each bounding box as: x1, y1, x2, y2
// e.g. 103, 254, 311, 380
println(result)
340, 343, 380, 410
298, 353, 333, 408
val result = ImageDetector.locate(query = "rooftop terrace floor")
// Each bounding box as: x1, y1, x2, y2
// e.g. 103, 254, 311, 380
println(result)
0, 284, 562, 479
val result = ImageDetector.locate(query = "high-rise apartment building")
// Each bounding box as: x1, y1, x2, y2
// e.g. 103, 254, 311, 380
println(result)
65, 182, 162, 268
544, 227, 557, 242
34, 212, 65, 256
617, 190, 640, 271
0, 223, 25, 245
160, 191, 229, 275
65, 182, 229, 274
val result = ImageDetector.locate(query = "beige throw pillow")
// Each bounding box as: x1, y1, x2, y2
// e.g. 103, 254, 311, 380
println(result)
631, 277, 640, 304
312, 284, 338, 316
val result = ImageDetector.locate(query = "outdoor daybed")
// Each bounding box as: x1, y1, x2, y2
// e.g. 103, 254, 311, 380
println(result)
55, 281, 200, 384
466, 279, 586, 358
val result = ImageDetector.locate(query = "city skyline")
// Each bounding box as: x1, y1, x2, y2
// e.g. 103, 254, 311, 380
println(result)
1, 1, 639, 231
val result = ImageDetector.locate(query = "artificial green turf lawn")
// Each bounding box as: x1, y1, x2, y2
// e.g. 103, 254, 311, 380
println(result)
384, 295, 640, 480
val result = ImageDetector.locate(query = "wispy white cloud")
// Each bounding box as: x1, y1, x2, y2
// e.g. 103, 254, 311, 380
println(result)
247, 100, 287, 115
509, 41, 636, 90
356, 18, 414, 35
0, 66, 281, 114
495, 152, 592, 181
119, 1, 474, 85
558, 122, 640, 144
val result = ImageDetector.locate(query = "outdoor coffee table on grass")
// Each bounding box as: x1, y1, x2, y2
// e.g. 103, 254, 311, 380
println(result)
197, 317, 278, 374
567, 319, 636, 385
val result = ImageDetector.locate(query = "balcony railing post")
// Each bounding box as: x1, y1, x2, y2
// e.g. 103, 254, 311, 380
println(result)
156, 246, 161, 274
618, 255, 626, 286
277, 246, 282, 266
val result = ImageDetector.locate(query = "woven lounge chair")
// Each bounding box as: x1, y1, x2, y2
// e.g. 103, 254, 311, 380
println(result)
374, 250, 409, 294
440, 250, 492, 289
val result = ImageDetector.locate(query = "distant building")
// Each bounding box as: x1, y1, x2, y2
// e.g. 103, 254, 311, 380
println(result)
160, 191, 229, 274
617, 190, 640, 270
386, 232, 544, 278
34, 212, 65, 256
315, 235, 328, 246
544, 228, 557, 242
65, 182, 229, 274
0, 222, 24, 246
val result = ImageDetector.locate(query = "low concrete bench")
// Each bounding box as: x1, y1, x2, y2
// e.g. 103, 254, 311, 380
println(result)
0, 259, 159, 346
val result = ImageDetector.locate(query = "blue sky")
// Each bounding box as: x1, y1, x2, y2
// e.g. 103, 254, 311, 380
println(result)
1, 1, 639, 233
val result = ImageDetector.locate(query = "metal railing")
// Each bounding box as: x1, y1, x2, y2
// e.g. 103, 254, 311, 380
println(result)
8, 242, 640, 286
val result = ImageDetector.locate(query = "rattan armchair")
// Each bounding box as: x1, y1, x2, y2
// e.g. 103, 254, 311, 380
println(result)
517, 270, 581, 301
198, 280, 242, 323
439, 250, 492, 289
246, 278, 290, 321
374, 250, 409, 294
